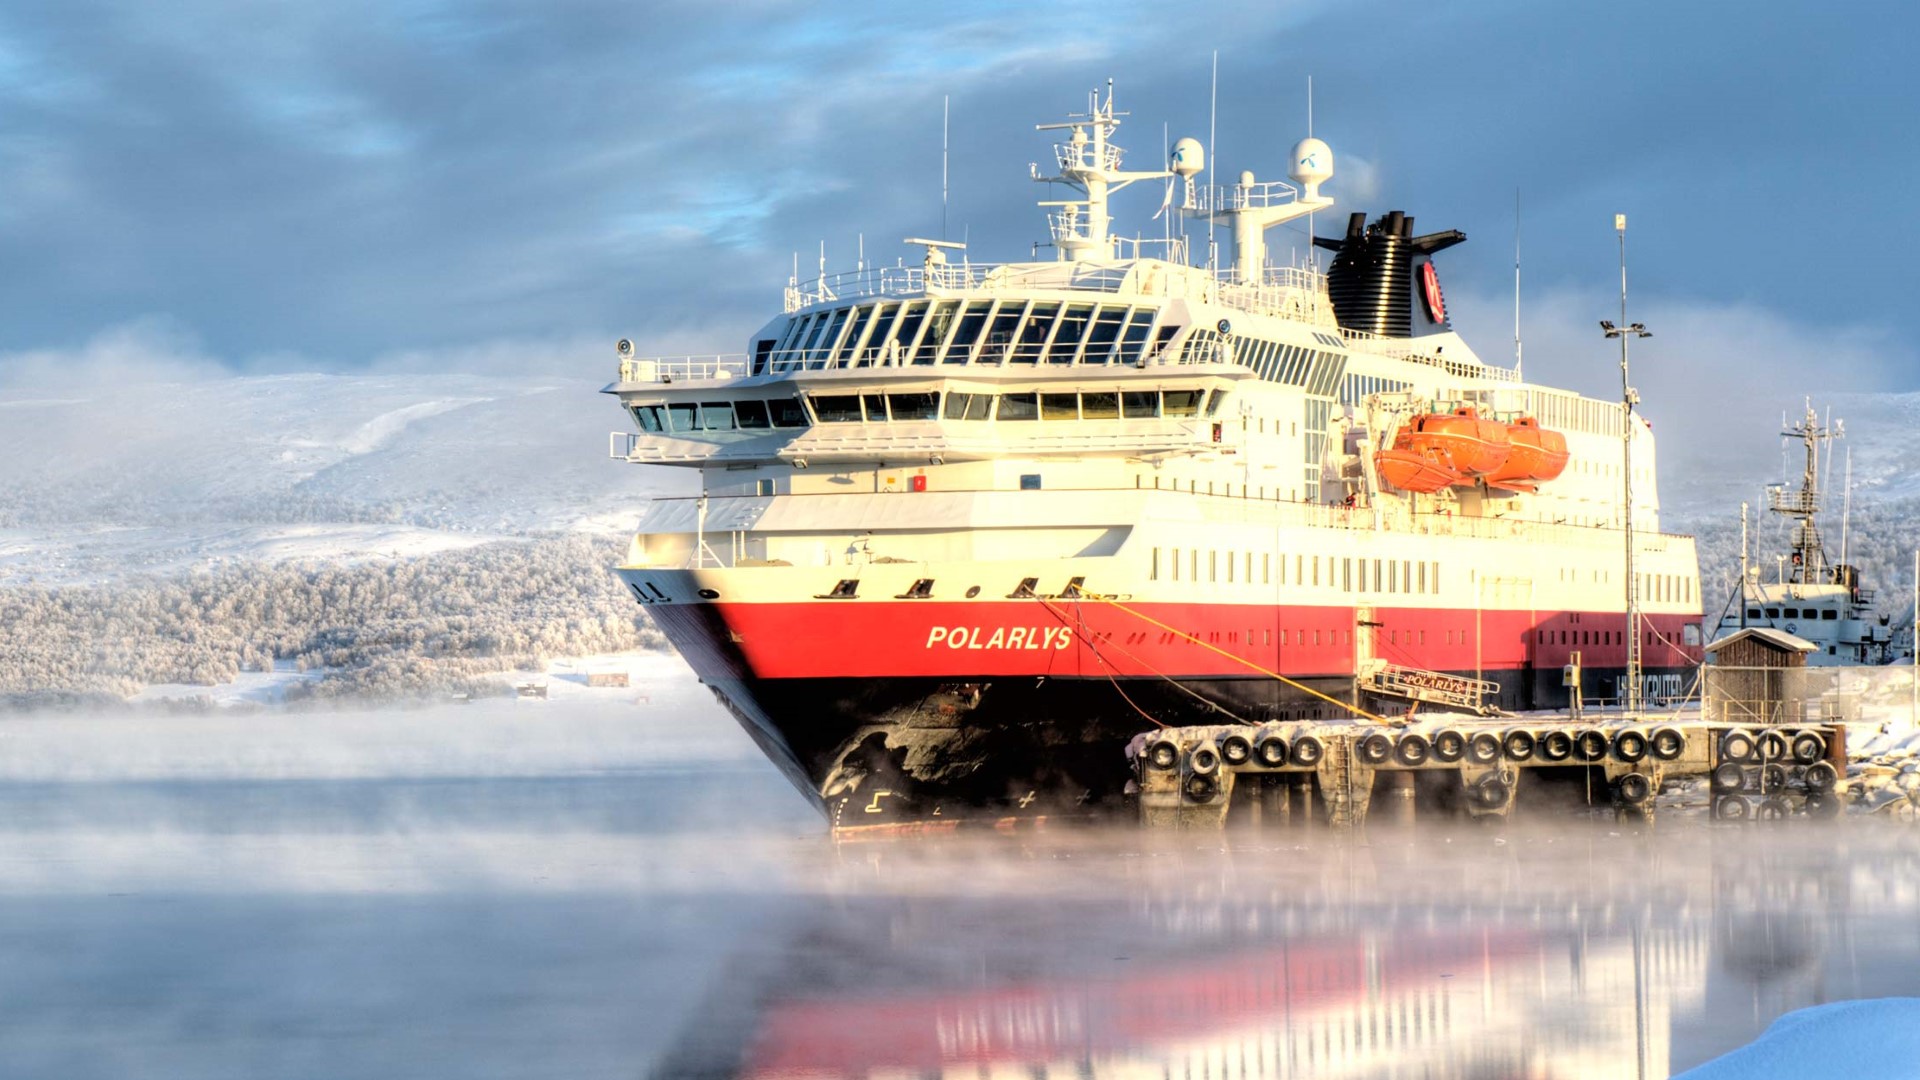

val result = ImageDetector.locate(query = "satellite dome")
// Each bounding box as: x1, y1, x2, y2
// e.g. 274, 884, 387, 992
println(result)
1170, 137, 1205, 179
1289, 137, 1333, 197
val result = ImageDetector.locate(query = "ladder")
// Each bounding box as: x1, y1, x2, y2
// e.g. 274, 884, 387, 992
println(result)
1359, 660, 1500, 715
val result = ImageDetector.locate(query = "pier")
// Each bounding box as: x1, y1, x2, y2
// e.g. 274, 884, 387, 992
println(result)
1134, 716, 1851, 829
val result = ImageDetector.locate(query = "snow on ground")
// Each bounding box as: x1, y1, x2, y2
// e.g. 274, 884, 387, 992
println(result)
125, 649, 695, 712
0, 522, 520, 586
7, 653, 717, 784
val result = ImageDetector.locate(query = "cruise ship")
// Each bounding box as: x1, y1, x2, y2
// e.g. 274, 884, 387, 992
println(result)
603, 88, 1704, 824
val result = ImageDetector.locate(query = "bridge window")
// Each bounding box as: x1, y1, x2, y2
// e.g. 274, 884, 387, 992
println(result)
1822, 609, 1838, 620
770, 397, 809, 428
1041, 393, 1079, 420
698, 401, 735, 431
853, 303, 899, 366
1046, 303, 1096, 363
1122, 390, 1159, 418
667, 402, 699, 432
998, 392, 1039, 421
809, 394, 862, 423
860, 393, 887, 421
911, 301, 958, 364
1747, 607, 1763, 619
1765, 607, 1780, 619
808, 308, 850, 368
1081, 391, 1120, 419
1082, 305, 1127, 363
734, 400, 769, 429
942, 301, 993, 364
829, 305, 875, 367
1011, 303, 1060, 363
892, 302, 930, 364
1119, 308, 1157, 361
631, 405, 663, 433
887, 392, 939, 421
1163, 390, 1203, 417
943, 392, 993, 421
980, 301, 1026, 364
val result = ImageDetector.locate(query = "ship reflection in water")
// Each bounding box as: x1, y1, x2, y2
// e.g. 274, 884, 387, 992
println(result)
659, 825, 1920, 1079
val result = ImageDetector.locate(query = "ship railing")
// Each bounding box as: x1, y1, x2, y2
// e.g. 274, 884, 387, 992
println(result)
618, 355, 750, 384
1768, 488, 1820, 515
785, 259, 1328, 322
609, 431, 640, 459
1193, 179, 1302, 214
1340, 327, 1523, 383
1052, 140, 1123, 174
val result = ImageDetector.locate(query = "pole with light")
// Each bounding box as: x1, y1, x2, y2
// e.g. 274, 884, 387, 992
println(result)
1601, 213, 1651, 713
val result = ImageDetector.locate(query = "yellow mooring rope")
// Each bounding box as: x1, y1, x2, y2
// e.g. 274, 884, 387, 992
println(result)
1059, 592, 1395, 726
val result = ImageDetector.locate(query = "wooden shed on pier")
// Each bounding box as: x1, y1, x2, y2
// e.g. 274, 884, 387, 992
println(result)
1703, 627, 1816, 725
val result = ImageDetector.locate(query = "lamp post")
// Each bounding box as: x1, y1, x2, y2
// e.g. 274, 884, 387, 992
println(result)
1601, 214, 1651, 713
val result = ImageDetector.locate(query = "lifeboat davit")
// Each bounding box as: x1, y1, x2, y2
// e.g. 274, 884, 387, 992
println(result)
1485, 416, 1569, 491
1374, 444, 1461, 493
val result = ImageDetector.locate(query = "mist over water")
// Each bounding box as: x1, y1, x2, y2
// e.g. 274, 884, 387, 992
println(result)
4, 689, 1919, 1079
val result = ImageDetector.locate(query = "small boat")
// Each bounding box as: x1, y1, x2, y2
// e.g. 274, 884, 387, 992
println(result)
1398, 406, 1512, 477
1486, 416, 1569, 490
1374, 444, 1461, 493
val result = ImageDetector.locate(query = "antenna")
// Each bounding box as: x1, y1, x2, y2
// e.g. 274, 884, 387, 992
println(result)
942, 94, 950, 241
857, 232, 865, 272
1514, 189, 1523, 377
1207, 51, 1218, 274
1842, 445, 1852, 571
1306, 74, 1315, 273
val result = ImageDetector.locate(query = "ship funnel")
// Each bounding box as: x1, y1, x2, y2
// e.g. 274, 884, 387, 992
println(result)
1313, 210, 1467, 339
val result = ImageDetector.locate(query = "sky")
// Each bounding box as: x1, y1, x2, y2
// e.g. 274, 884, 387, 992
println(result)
3, 0, 1918, 409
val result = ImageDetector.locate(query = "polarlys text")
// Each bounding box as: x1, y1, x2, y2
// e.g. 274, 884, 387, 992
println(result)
925, 626, 1075, 650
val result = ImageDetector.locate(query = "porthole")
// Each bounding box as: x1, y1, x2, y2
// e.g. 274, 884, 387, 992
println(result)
696, 588, 720, 600
965, 586, 981, 598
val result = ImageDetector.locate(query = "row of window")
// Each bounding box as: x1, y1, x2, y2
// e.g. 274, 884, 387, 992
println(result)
1643, 573, 1693, 605
759, 300, 1180, 372
631, 397, 809, 434
1747, 605, 1841, 622
1339, 372, 1416, 405
1178, 327, 1347, 395
1149, 548, 1445, 596
632, 387, 1234, 433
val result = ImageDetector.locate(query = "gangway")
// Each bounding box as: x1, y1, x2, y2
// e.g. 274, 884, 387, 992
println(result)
1359, 660, 1499, 715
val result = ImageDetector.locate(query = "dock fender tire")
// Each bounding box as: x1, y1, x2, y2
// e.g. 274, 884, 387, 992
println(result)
1804, 760, 1838, 794
1290, 735, 1325, 769
1538, 730, 1574, 762
1756, 797, 1791, 821
1432, 729, 1467, 763
1790, 731, 1827, 765
1612, 729, 1649, 764
1394, 733, 1432, 767
1616, 772, 1655, 806
1573, 729, 1609, 762
1650, 726, 1686, 761
1220, 733, 1254, 767
1358, 733, 1394, 766
1501, 729, 1536, 762
1713, 794, 1751, 821
1758, 731, 1789, 761
1471, 774, 1510, 809
1762, 763, 1790, 794
1146, 738, 1181, 771
1188, 745, 1220, 776
1466, 731, 1502, 766
1720, 729, 1758, 764
1183, 772, 1220, 803
1711, 762, 1747, 795
1805, 790, 1841, 820
1254, 731, 1290, 769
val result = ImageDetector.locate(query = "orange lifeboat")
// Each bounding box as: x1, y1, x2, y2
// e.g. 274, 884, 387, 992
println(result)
1374, 444, 1461, 493
1485, 416, 1569, 490
1395, 405, 1512, 478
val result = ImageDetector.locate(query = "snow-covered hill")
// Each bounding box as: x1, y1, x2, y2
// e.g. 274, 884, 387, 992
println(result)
0, 371, 690, 584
